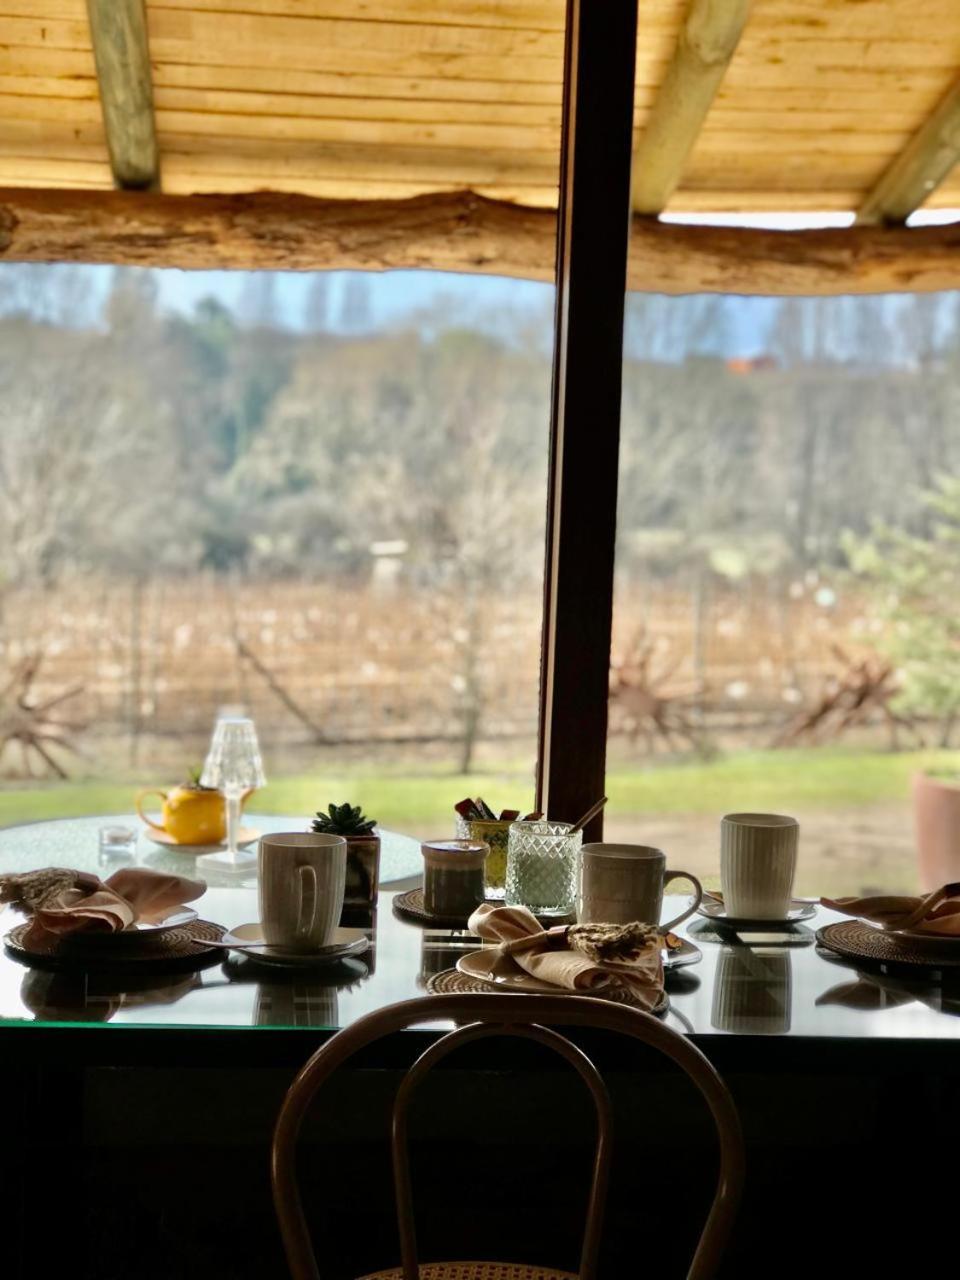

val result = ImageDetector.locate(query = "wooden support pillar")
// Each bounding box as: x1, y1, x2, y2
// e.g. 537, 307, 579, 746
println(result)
536, 0, 638, 840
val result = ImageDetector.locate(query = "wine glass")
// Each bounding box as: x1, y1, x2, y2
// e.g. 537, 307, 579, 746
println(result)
197, 717, 266, 871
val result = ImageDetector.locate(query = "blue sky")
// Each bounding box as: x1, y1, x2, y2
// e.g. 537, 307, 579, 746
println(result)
0, 259, 776, 355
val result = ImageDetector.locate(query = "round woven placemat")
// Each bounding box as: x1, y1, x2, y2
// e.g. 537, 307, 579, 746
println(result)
426, 967, 668, 1014
393, 887, 574, 930
817, 921, 960, 972
4, 919, 226, 973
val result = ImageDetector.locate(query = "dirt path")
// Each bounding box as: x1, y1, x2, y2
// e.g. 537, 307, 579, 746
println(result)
603, 804, 918, 897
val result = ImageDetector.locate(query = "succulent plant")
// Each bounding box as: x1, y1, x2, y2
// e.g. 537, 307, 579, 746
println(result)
312, 802, 377, 837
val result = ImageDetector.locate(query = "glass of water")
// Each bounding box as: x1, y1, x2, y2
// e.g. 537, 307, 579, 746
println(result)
505, 819, 582, 919
98, 825, 138, 867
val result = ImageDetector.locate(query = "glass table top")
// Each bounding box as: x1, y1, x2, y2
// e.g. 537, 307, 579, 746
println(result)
0, 812, 423, 886
1, 819, 960, 1039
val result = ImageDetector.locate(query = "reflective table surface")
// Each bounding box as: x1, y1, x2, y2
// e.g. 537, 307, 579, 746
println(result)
2, 812, 960, 1043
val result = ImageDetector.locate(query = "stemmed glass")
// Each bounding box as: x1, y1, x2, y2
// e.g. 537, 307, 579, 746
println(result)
196, 717, 266, 871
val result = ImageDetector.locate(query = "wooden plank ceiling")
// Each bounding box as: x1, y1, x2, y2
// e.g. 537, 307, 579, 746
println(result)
1, 0, 959, 220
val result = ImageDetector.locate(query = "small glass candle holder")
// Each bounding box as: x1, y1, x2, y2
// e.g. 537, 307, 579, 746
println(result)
455, 816, 511, 899
421, 839, 488, 918
505, 820, 582, 919
98, 824, 138, 867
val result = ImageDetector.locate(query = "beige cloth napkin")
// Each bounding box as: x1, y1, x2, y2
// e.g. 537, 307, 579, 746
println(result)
468, 903, 663, 1011
821, 884, 960, 936
2, 867, 206, 945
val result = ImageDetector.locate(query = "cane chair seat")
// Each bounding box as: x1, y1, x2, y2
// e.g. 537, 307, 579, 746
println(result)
358, 1265, 577, 1280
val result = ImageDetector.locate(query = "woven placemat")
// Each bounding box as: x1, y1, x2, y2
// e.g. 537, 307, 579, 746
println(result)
817, 921, 960, 973
394, 887, 574, 930
427, 967, 669, 1014
4, 919, 226, 973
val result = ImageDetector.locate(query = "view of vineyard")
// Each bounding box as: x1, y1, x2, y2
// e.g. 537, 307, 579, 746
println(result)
2, 263, 959, 896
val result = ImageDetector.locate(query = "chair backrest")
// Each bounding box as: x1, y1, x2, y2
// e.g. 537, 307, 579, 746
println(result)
272, 993, 745, 1280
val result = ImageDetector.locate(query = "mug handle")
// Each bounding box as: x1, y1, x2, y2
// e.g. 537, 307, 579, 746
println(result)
296, 864, 318, 943
135, 789, 168, 835
660, 870, 703, 933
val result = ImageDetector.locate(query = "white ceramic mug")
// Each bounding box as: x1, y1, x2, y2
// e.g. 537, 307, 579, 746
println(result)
579, 844, 703, 932
720, 813, 798, 919
258, 832, 347, 951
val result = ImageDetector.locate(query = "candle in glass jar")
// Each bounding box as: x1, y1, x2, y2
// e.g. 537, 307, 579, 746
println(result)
505, 820, 582, 918
421, 839, 488, 917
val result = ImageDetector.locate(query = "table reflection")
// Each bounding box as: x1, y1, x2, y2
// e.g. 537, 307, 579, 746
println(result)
19, 968, 204, 1023
418, 929, 480, 988
711, 946, 793, 1034
4, 888, 960, 1041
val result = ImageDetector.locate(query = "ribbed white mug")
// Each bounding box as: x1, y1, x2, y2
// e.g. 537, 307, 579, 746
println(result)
258, 832, 346, 951
720, 813, 798, 919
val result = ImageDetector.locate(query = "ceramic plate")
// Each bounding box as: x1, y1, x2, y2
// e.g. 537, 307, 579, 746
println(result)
456, 948, 670, 1010
143, 826, 261, 853
69, 905, 199, 943
220, 923, 369, 967
697, 897, 817, 929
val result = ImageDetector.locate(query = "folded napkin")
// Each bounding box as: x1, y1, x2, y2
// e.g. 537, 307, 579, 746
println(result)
821, 882, 960, 936
467, 903, 663, 1011
0, 866, 205, 944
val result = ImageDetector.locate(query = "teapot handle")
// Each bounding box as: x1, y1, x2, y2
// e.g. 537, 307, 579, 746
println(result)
135, 789, 168, 834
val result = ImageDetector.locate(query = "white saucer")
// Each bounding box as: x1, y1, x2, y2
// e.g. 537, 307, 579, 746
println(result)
697, 896, 817, 929
59, 905, 200, 946
116, 906, 199, 939
221, 922, 369, 967
143, 826, 261, 853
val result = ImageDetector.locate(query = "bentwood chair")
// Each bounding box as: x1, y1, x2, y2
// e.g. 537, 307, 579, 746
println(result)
272, 994, 745, 1280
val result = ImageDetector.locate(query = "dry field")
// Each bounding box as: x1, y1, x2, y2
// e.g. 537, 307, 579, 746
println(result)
0, 573, 880, 775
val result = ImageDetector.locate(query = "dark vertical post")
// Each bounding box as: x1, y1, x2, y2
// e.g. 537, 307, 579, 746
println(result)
536, 0, 638, 839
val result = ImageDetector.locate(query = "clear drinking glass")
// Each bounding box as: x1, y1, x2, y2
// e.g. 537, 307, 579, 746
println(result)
98, 824, 137, 867
197, 716, 266, 870
505, 820, 583, 919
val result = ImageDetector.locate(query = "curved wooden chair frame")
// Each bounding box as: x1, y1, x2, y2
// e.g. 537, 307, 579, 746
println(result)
272, 994, 745, 1280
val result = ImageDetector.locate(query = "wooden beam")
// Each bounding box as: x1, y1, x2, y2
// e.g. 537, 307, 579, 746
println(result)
632, 0, 752, 215
857, 74, 960, 225
536, 0, 637, 839
1, 186, 960, 295
86, 0, 159, 190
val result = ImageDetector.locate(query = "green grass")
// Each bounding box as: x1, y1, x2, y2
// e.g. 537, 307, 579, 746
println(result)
605, 747, 953, 814
0, 747, 955, 832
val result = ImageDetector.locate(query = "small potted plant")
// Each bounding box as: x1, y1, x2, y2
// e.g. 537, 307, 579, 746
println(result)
913, 769, 960, 891
311, 802, 380, 909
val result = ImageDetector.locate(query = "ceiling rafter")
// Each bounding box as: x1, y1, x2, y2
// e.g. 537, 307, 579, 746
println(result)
857, 73, 960, 225
85, 0, 160, 190
631, 0, 752, 216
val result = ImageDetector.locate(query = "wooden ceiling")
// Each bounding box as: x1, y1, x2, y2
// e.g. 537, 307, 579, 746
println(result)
2, 0, 960, 293
2, 0, 959, 219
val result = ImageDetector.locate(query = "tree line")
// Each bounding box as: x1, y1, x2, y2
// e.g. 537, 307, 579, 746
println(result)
1, 266, 960, 599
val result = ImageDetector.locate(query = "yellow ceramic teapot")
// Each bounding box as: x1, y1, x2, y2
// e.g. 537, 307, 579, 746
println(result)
136, 779, 251, 845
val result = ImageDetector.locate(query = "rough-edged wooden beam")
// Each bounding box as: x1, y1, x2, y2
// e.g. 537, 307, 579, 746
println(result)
86, 0, 159, 190
857, 74, 960, 225
632, 0, 752, 214
1, 186, 960, 296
